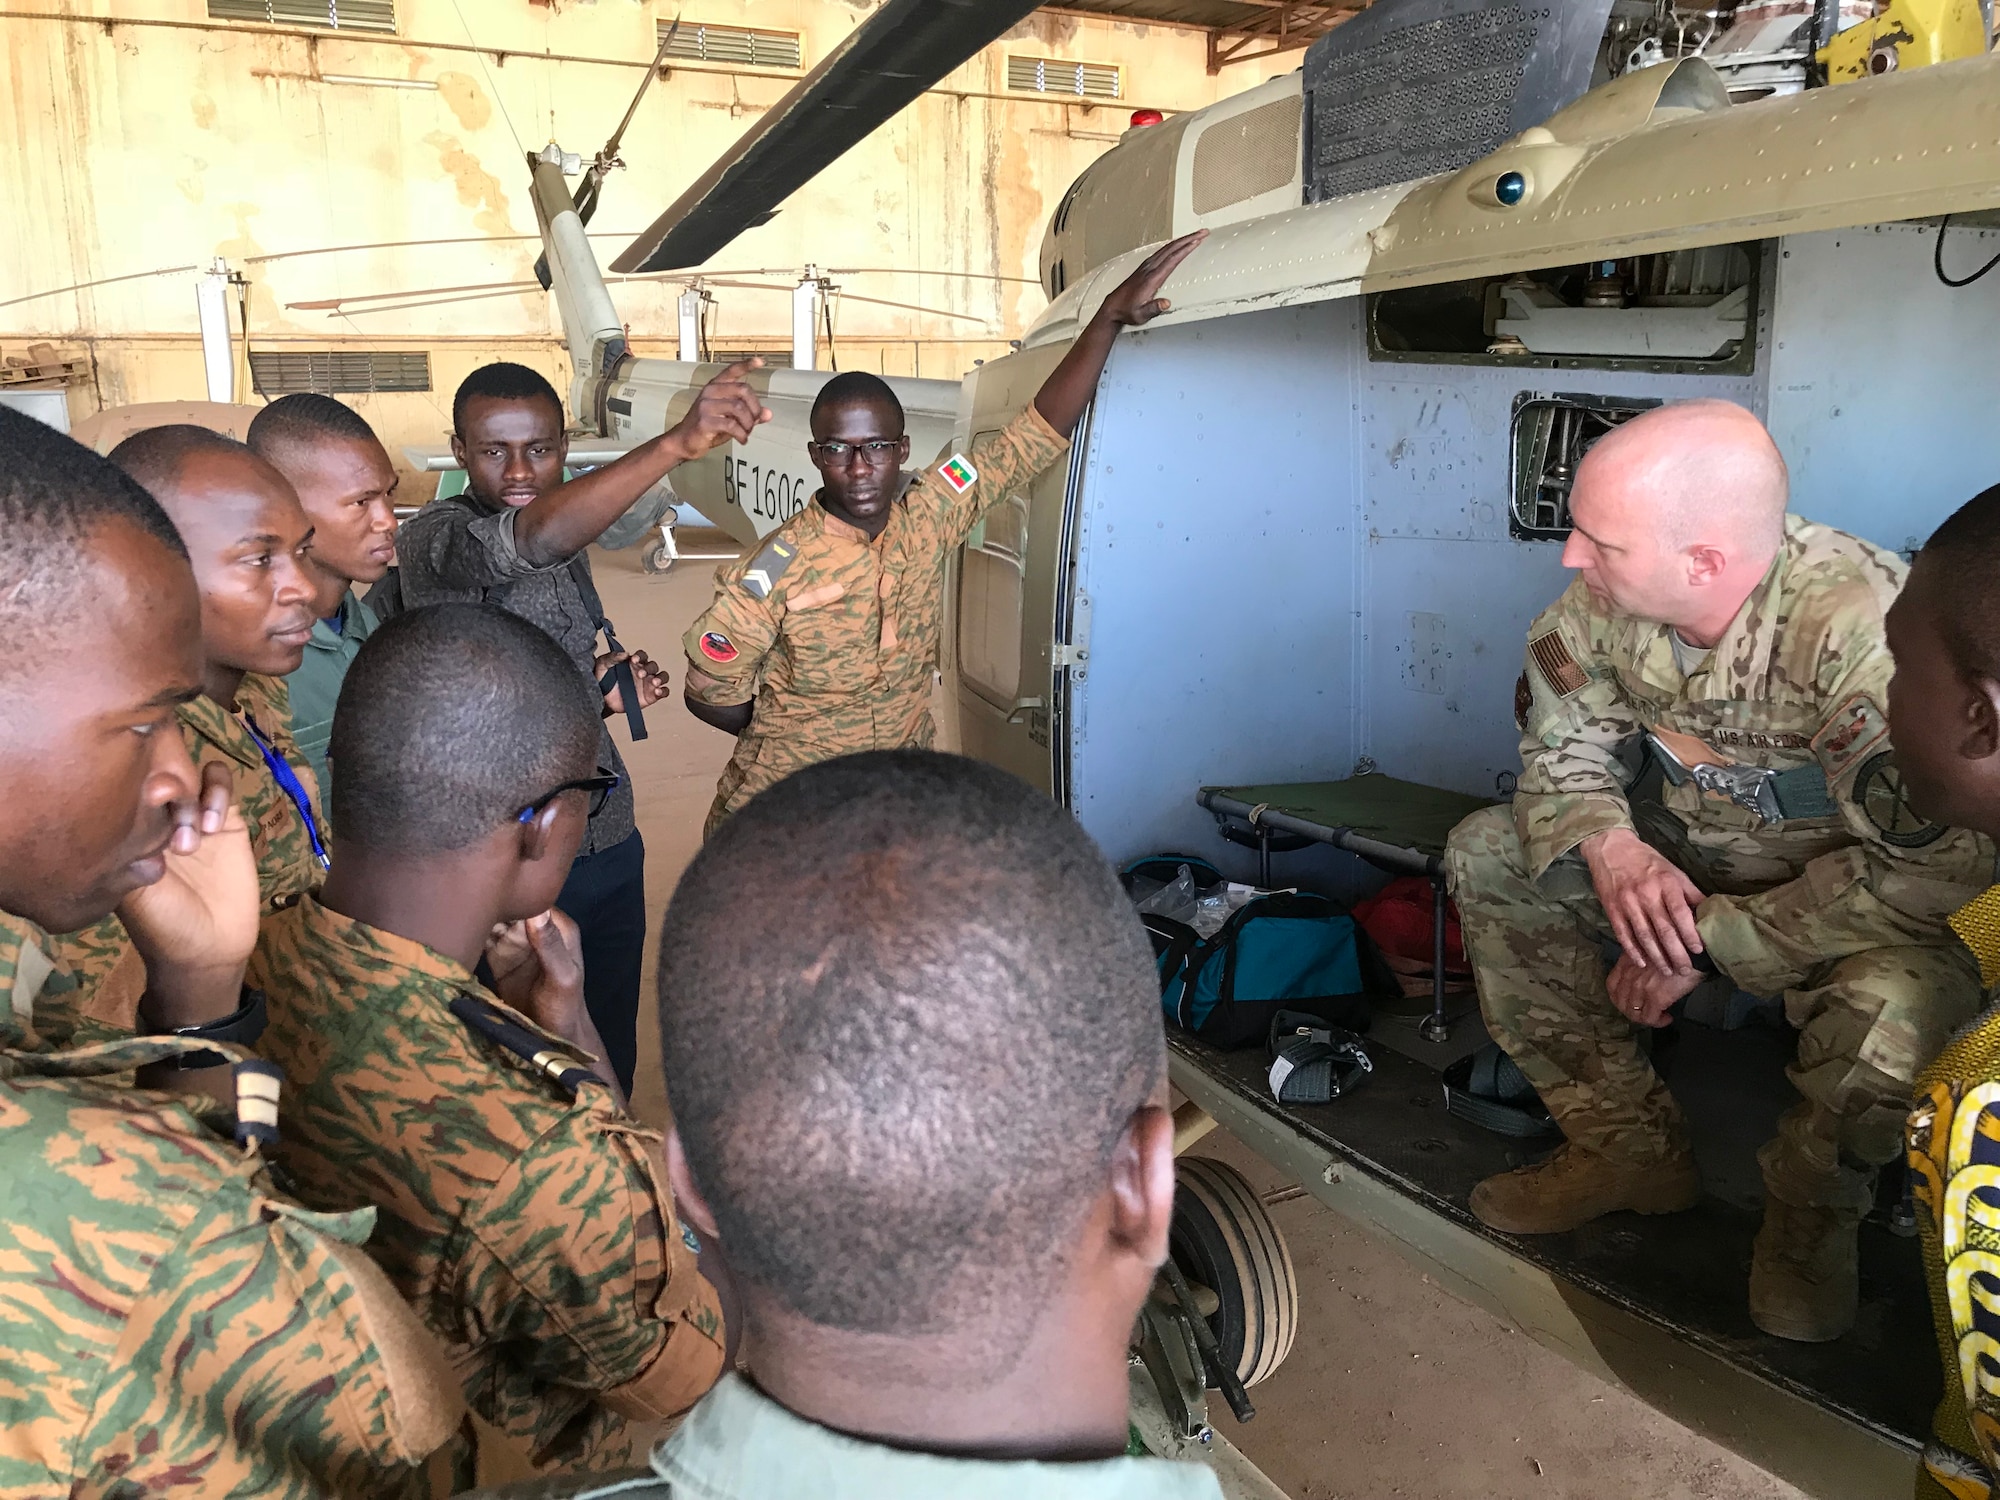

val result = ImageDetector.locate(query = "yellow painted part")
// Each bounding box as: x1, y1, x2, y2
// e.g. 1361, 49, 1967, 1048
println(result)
1819, 0, 1991, 83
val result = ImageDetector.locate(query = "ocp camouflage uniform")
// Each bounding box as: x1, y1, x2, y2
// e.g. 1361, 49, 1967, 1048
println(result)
248, 894, 726, 1480
1446, 518, 1992, 1200
51, 674, 327, 1040
0, 907, 462, 1498
1909, 891, 2000, 1500
684, 407, 1070, 835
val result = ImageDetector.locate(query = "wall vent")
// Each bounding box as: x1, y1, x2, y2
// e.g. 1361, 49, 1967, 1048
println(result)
249, 350, 431, 396
661, 22, 803, 69
210, 0, 396, 32
1006, 55, 1122, 100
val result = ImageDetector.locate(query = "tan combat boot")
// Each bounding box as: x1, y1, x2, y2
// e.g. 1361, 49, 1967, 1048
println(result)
1469, 1141, 1701, 1234
1748, 1133, 1873, 1343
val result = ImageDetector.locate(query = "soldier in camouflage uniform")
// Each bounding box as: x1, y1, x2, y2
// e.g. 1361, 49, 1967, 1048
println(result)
1866, 484, 2000, 1499
0, 408, 461, 1497
1446, 400, 1991, 1343
251, 603, 727, 1481
683, 231, 1207, 834
53, 426, 327, 1037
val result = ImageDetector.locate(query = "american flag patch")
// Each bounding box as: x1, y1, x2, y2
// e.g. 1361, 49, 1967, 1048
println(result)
937, 454, 978, 494
1528, 630, 1589, 697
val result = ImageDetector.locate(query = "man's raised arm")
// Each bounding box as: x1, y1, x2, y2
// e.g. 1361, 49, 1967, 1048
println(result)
1030, 231, 1207, 439
512, 360, 773, 569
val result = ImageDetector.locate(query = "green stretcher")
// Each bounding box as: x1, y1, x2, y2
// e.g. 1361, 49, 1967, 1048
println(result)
1196, 774, 1495, 1043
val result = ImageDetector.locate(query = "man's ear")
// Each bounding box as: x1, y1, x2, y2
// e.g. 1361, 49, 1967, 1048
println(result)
448, 433, 468, 468
665, 1127, 722, 1240
516, 800, 562, 863
1967, 676, 2000, 761
556, 430, 572, 470
896, 435, 912, 466
1108, 1103, 1177, 1267
1685, 543, 1728, 588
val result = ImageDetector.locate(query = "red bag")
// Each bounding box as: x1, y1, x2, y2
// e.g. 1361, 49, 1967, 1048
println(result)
1351, 878, 1469, 984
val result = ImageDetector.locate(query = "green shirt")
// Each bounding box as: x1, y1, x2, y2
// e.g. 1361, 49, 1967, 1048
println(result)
536, 1374, 1229, 1500
286, 587, 380, 794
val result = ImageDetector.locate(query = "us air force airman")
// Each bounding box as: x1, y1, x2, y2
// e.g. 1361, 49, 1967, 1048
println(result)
1445, 400, 1992, 1344
0, 408, 460, 1499
682, 231, 1207, 835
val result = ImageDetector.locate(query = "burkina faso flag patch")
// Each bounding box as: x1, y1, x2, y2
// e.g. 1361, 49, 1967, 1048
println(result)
937, 454, 979, 494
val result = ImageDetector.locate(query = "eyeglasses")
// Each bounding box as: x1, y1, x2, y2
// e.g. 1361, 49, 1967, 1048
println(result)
517, 770, 621, 824
810, 438, 902, 463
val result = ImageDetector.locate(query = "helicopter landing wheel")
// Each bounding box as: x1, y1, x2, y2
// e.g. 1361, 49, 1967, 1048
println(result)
641, 540, 676, 575
1170, 1156, 1299, 1389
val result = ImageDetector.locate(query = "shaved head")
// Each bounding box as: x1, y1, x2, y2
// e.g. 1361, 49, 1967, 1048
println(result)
1563, 400, 1789, 639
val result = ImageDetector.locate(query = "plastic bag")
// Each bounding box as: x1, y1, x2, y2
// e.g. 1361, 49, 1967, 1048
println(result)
1134, 864, 1202, 927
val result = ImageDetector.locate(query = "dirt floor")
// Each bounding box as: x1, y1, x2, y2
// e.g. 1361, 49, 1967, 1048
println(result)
593, 534, 1813, 1500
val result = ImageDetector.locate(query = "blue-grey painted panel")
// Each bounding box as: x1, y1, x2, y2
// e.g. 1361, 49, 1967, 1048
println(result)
1356, 360, 1765, 797
1767, 222, 2000, 553
1070, 300, 1364, 870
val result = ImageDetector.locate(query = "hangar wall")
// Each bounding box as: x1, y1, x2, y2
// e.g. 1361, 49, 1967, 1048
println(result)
0, 1, 1290, 485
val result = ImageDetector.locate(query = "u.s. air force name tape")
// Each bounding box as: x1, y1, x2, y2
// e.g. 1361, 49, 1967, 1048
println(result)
741, 537, 799, 600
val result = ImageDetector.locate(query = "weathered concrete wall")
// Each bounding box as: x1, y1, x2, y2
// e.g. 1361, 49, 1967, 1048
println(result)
1, 1, 1289, 474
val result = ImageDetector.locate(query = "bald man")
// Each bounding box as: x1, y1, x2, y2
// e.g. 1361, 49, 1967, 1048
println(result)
1446, 399, 1992, 1343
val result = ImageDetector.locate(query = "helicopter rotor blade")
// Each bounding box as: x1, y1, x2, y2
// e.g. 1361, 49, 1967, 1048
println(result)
824, 288, 994, 325
611, 0, 1043, 274
288, 279, 539, 311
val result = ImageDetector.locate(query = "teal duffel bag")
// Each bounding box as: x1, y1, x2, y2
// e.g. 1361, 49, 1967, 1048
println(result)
1123, 856, 1391, 1049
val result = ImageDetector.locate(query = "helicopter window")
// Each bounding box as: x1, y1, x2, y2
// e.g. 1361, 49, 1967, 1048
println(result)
1508, 393, 1660, 540
1369, 243, 1760, 374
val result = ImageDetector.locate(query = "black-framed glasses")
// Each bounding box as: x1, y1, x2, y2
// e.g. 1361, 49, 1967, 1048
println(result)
810, 438, 902, 464
517, 771, 621, 824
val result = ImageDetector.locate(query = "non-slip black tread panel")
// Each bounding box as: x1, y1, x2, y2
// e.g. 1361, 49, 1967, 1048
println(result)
1170, 1031, 1938, 1446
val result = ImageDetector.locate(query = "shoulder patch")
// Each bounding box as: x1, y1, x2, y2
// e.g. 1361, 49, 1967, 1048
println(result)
741, 537, 799, 601
937, 454, 979, 495
1851, 749, 1948, 848
699, 631, 739, 665
1813, 693, 1891, 782
448, 993, 597, 1095
1528, 630, 1589, 698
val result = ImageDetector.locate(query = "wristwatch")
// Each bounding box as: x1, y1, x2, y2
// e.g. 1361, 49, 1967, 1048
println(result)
142, 987, 269, 1070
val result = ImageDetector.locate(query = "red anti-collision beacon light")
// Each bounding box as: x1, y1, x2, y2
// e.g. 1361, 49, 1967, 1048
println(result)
1130, 108, 1165, 128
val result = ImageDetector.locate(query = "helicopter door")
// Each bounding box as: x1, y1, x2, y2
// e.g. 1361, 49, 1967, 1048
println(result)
951, 343, 1080, 798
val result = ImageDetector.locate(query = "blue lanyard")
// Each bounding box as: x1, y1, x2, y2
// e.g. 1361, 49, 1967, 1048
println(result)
240, 712, 331, 870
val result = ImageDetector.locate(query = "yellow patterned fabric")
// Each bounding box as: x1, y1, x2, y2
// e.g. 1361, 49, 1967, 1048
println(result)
1911, 995, 2000, 1499
1952, 887, 2000, 989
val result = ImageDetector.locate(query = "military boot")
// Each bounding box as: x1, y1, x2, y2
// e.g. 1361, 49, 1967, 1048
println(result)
1470, 1141, 1701, 1234
1749, 1134, 1874, 1343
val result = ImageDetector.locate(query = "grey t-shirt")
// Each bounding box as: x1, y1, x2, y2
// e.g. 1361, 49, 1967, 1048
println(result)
391, 496, 636, 856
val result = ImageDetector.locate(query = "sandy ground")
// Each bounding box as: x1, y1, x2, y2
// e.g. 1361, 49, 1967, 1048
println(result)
591, 535, 1811, 1500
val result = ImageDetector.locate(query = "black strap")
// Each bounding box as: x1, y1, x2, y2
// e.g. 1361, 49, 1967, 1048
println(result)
568, 554, 648, 742
449, 993, 598, 1094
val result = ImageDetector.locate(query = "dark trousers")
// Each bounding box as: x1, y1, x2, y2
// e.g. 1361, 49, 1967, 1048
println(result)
556, 830, 646, 1095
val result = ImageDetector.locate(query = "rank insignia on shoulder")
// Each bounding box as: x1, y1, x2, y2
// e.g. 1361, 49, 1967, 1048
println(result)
699, 631, 738, 664
1527, 629, 1589, 698
742, 537, 799, 601
938, 454, 979, 495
